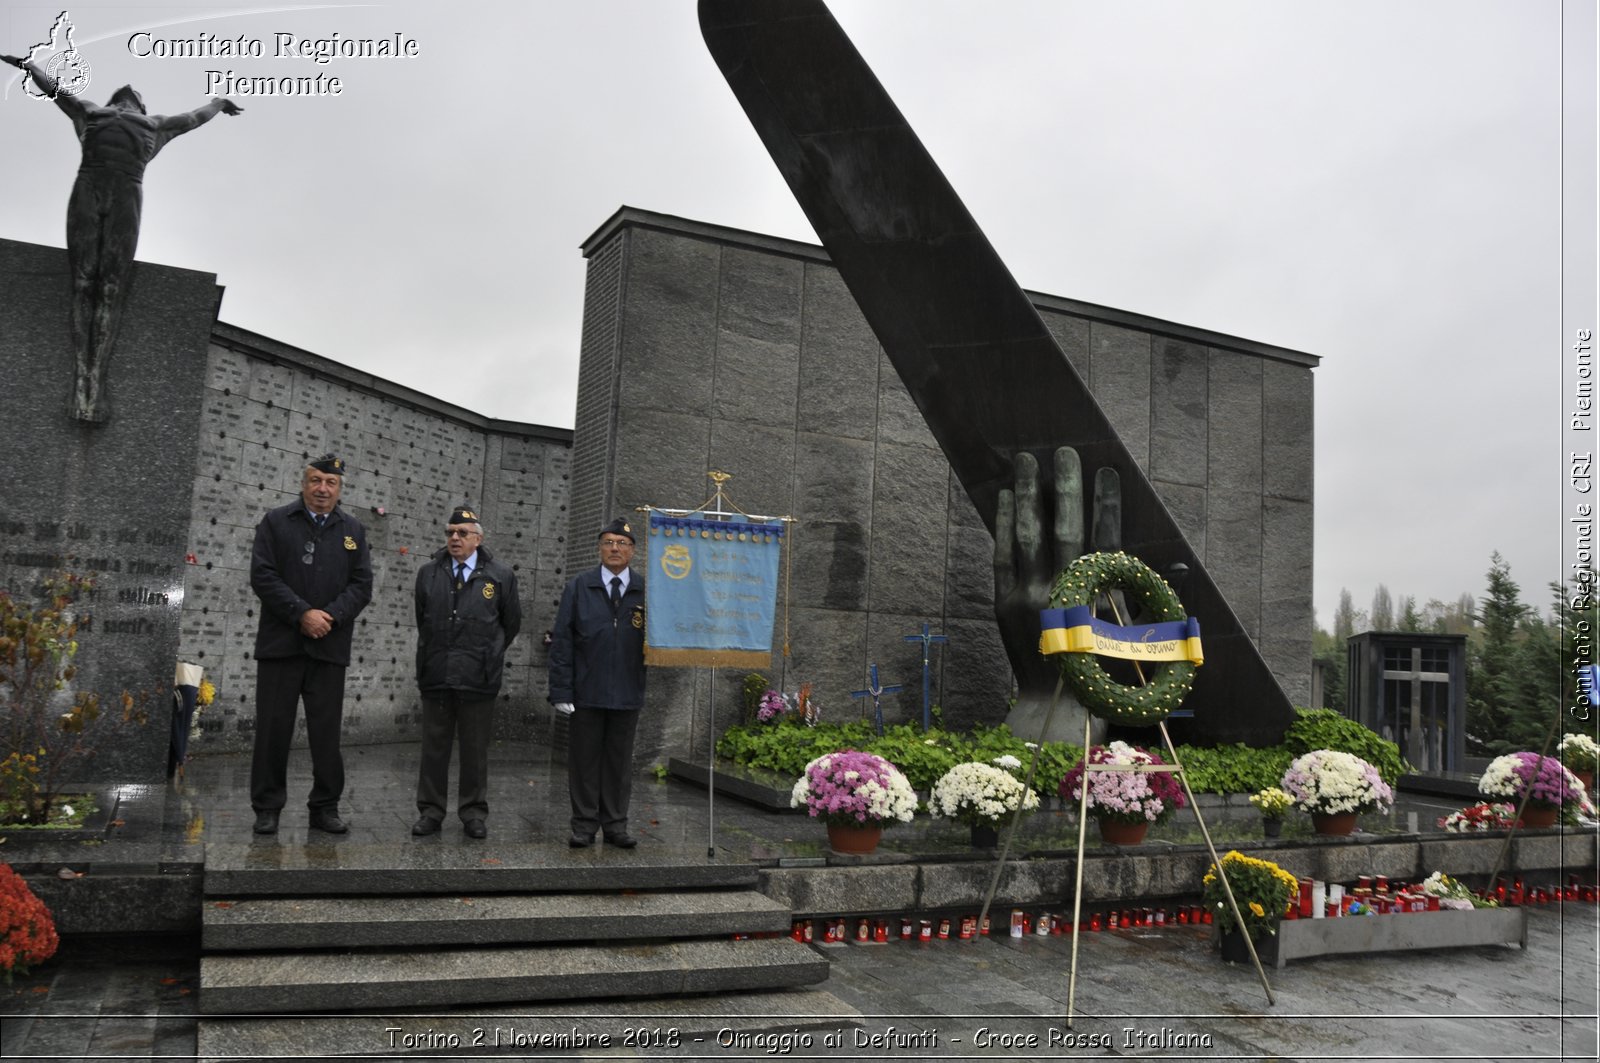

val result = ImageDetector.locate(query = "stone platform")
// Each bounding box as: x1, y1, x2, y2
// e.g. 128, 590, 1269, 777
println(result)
2, 740, 1597, 1061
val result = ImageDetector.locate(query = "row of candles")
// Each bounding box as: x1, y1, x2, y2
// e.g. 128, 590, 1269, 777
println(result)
768, 873, 1600, 944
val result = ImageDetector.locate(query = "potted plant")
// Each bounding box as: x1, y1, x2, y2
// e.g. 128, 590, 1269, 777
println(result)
1059, 741, 1186, 846
1248, 786, 1294, 838
1558, 733, 1599, 794
1201, 850, 1299, 962
1478, 751, 1596, 828
1280, 748, 1394, 835
790, 749, 917, 853
930, 759, 1041, 848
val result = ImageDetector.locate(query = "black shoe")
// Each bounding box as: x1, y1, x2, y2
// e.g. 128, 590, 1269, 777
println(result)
464, 820, 487, 839
604, 832, 638, 849
568, 833, 595, 848
252, 810, 279, 835
412, 816, 441, 836
309, 809, 348, 834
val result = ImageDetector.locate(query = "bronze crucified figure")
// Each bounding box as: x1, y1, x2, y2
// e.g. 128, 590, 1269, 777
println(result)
4, 54, 242, 422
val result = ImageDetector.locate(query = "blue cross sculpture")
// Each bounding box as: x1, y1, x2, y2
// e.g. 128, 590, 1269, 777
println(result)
849, 663, 904, 737
902, 621, 949, 732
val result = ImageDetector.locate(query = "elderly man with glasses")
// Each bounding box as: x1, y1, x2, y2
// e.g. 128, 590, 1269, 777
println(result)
247, 454, 373, 835
411, 507, 522, 839
548, 518, 648, 848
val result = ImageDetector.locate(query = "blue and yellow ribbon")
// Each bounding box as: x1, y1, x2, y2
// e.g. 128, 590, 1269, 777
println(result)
1039, 606, 1203, 665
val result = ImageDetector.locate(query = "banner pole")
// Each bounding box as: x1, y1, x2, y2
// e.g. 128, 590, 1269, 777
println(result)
707, 664, 717, 860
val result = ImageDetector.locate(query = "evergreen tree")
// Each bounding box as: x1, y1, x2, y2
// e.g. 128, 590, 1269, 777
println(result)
1397, 595, 1423, 632
1334, 588, 1364, 640
1371, 584, 1394, 630
1465, 553, 1529, 755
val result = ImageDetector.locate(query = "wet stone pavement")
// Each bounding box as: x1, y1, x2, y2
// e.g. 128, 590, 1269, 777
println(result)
0, 740, 1596, 1061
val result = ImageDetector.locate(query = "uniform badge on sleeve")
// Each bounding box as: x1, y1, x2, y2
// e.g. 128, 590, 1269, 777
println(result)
483, 583, 495, 600
343, 536, 357, 550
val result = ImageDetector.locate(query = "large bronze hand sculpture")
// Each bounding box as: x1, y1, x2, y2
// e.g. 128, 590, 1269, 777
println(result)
994, 447, 1118, 745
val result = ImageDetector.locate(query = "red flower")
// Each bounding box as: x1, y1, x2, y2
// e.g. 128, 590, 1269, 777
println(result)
0, 864, 58, 982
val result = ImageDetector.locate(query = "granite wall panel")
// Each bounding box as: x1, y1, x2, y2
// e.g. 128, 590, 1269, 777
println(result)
0, 240, 216, 782
1089, 322, 1153, 473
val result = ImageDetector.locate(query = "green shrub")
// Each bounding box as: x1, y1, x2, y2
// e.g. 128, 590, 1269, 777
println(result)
1283, 708, 1409, 786
716, 707, 1408, 800
1170, 743, 1294, 795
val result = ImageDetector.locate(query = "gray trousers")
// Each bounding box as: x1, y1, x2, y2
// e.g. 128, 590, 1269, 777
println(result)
567, 706, 640, 837
415, 692, 494, 824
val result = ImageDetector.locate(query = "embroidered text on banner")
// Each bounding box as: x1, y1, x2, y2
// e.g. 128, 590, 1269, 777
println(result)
645, 513, 785, 668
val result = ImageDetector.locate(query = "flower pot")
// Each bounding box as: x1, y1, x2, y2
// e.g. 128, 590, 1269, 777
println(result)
1311, 811, 1357, 836
1519, 803, 1559, 829
826, 821, 883, 854
1574, 769, 1595, 795
970, 823, 1000, 849
1096, 817, 1149, 846
1262, 816, 1283, 839
1219, 927, 1278, 965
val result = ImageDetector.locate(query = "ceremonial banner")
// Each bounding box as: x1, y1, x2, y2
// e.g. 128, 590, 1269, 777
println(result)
1038, 606, 1204, 665
645, 512, 785, 667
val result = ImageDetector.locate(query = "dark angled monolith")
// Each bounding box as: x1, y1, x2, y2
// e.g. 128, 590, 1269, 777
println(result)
698, 0, 1296, 744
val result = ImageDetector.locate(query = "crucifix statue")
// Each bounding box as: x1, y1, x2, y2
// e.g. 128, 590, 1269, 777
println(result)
3, 50, 242, 422
849, 663, 904, 737
901, 621, 948, 732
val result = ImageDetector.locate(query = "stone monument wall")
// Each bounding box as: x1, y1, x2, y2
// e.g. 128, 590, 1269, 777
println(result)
0, 239, 219, 783
571, 209, 1317, 767
177, 324, 573, 754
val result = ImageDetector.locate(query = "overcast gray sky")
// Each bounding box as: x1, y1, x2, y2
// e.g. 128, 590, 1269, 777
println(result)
1, 1, 1587, 630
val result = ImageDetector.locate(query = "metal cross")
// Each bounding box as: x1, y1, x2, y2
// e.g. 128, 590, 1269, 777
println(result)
901, 621, 948, 732
849, 663, 904, 736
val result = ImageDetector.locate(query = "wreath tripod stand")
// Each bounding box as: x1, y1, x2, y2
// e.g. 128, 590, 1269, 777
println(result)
976, 552, 1274, 1027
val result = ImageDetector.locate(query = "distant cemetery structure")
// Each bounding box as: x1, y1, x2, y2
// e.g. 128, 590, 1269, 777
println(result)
2, 202, 1318, 780
1347, 631, 1468, 773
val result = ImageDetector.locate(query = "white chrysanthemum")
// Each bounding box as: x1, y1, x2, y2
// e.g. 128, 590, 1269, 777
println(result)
931, 761, 1041, 826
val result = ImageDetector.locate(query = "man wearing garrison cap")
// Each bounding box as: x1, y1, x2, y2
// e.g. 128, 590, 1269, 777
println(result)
247, 454, 373, 835
410, 506, 521, 839
548, 517, 647, 848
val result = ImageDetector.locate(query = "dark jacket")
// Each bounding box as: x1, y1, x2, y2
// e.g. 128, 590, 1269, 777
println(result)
548, 566, 646, 711
414, 546, 522, 697
250, 502, 374, 665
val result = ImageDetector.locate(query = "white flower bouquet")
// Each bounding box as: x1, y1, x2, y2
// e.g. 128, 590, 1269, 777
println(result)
930, 761, 1041, 827
1280, 748, 1394, 815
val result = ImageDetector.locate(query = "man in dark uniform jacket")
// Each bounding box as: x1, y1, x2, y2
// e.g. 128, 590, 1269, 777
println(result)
248, 454, 373, 834
548, 517, 647, 848
412, 506, 521, 839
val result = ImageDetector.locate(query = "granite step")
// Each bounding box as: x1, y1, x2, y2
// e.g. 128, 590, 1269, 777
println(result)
199, 937, 829, 1014
196, 988, 863, 1058
203, 889, 795, 950
203, 842, 759, 897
